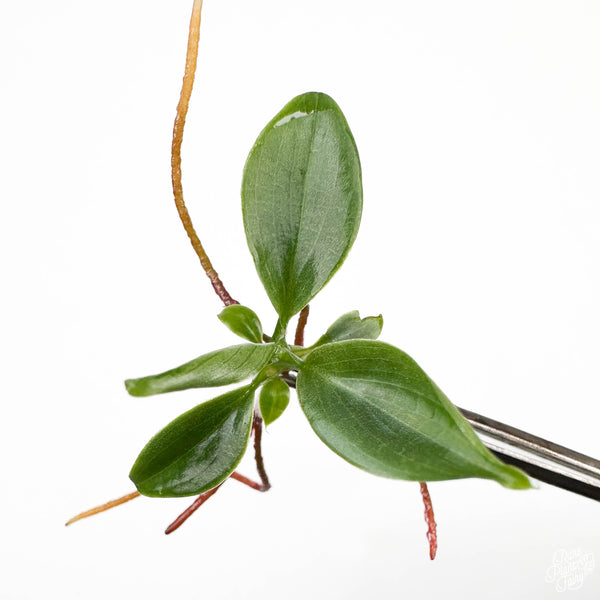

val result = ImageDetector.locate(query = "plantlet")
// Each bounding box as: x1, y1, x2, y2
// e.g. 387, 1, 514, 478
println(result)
67, 0, 530, 560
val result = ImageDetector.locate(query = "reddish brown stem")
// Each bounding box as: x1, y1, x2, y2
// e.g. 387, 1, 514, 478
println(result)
252, 412, 271, 491
164, 469, 269, 534
165, 483, 224, 534
281, 304, 309, 384
419, 482, 438, 560
171, 0, 237, 306
294, 305, 310, 346
164, 402, 273, 535
230, 471, 268, 491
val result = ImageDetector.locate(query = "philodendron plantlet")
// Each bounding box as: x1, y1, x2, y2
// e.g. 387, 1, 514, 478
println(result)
67, 0, 530, 559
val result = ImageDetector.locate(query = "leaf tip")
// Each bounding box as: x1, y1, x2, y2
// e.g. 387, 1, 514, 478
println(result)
496, 464, 532, 490
283, 91, 340, 117
124, 378, 144, 397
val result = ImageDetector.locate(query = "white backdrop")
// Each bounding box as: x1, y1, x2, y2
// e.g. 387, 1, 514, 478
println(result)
1, 1, 599, 598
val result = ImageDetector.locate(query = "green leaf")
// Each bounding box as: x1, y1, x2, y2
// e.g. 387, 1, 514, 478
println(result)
314, 311, 383, 346
130, 386, 255, 497
242, 92, 363, 325
218, 305, 263, 343
259, 378, 290, 426
125, 343, 275, 397
296, 340, 530, 489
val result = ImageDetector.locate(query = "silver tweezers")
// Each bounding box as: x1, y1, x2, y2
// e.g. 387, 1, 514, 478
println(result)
285, 373, 600, 500
459, 407, 600, 501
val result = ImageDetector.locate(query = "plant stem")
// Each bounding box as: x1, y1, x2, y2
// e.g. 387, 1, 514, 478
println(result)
272, 318, 287, 342
165, 483, 224, 534
294, 305, 310, 346
164, 469, 269, 534
172, 0, 237, 306
278, 305, 310, 378
419, 482, 437, 560
230, 471, 268, 491
252, 412, 271, 491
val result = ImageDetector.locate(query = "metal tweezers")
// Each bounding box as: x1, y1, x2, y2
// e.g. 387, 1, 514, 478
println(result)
459, 407, 600, 501
286, 373, 600, 501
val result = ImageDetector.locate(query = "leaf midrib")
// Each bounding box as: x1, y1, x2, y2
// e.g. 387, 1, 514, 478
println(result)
287, 101, 320, 316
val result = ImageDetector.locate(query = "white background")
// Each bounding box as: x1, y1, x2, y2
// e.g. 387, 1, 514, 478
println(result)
1, 1, 600, 598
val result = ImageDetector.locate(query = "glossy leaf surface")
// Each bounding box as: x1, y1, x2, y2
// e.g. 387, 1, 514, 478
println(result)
313, 311, 383, 347
297, 340, 530, 489
242, 92, 362, 324
259, 377, 290, 426
218, 305, 263, 343
125, 343, 274, 397
130, 386, 255, 497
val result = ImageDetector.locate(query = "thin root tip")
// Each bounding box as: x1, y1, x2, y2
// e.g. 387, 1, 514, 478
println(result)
64, 491, 140, 529
64, 513, 85, 527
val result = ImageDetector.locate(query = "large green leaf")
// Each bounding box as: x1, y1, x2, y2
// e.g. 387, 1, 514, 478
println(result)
242, 92, 363, 325
130, 386, 255, 497
125, 343, 275, 397
296, 340, 530, 489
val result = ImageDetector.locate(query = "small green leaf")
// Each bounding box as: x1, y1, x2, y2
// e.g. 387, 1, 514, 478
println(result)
125, 343, 275, 397
296, 340, 530, 490
218, 305, 263, 343
259, 378, 290, 426
314, 311, 383, 346
130, 386, 255, 497
242, 92, 363, 325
